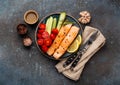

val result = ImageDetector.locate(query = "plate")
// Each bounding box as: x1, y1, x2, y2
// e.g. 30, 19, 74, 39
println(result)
35, 12, 82, 60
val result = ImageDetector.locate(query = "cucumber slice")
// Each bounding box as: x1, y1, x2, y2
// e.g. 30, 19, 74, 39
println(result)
52, 18, 57, 29
56, 12, 66, 30
63, 20, 74, 26
46, 16, 53, 34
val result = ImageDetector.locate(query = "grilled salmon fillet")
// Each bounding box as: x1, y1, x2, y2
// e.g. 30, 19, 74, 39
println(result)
53, 26, 79, 59
47, 24, 72, 56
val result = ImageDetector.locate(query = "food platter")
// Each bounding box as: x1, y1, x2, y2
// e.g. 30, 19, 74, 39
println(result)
35, 12, 83, 60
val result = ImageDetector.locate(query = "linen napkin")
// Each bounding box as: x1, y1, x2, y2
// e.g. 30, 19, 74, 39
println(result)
55, 26, 106, 81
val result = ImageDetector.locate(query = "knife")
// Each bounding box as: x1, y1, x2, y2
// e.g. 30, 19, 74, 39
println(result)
70, 31, 98, 70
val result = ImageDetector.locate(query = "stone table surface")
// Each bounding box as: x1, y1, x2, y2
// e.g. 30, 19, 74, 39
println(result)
0, 0, 120, 85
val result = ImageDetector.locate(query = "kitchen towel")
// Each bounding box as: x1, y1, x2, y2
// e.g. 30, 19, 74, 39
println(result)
55, 26, 106, 81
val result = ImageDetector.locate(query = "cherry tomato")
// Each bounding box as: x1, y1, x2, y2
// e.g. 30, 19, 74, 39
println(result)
41, 45, 48, 52
51, 29, 58, 35
37, 39, 44, 46
50, 33, 56, 40
38, 30, 44, 34
39, 23, 46, 30
37, 33, 42, 39
42, 31, 49, 38
44, 38, 52, 46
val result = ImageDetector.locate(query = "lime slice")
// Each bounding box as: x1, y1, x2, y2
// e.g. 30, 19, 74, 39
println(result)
67, 40, 79, 53
76, 34, 82, 45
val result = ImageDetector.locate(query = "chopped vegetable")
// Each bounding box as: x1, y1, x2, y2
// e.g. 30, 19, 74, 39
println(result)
51, 29, 58, 35
44, 38, 52, 46
46, 16, 53, 34
56, 12, 66, 30
38, 30, 44, 34
41, 45, 48, 52
37, 33, 42, 39
39, 23, 46, 30
63, 19, 74, 26
50, 33, 56, 40
42, 31, 49, 39
52, 18, 57, 29
37, 39, 44, 46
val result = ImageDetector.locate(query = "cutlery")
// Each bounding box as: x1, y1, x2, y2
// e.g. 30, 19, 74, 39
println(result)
63, 31, 98, 69
70, 31, 98, 70
63, 52, 77, 67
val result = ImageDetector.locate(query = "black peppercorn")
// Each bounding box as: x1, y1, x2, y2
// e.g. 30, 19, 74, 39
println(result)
23, 36, 32, 47
17, 24, 28, 35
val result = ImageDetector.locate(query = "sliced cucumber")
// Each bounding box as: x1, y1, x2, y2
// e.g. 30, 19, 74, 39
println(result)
63, 20, 74, 26
46, 16, 53, 34
56, 12, 66, 30
52, 18, 57, 29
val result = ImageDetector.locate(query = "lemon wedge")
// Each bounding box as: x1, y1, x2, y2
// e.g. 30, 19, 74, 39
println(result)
76, 34, 82, 45
67, 35, 82, 53
67, 40, 79, 53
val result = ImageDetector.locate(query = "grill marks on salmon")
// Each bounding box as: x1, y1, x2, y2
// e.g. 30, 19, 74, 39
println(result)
47, 24, 72, 56
53, 26, 79, 59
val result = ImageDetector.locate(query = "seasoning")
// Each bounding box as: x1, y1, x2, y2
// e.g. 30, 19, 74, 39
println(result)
17, 24, 28, 35
24, 10, 39, 24
23, 36, 32, 47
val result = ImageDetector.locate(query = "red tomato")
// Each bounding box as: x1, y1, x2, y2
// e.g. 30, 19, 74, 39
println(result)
37, 33, 42, 39
42, 31, 49, 38
50, 33, 56, 40
39, 23, 46, 30
38, 30, 44, 34
51, 29, 58, 35
41, 45, 48, 52
37, 39, 44, 46
44, 38, 52, 46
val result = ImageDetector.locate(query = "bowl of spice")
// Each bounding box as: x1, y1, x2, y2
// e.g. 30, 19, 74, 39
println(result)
24, 10, 39, 25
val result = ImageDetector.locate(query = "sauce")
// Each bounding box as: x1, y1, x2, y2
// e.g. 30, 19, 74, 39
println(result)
24, 10, 39, 24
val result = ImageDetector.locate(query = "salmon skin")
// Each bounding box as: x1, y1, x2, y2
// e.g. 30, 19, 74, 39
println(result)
53, 26, 80, 59
47, 24, 72, 56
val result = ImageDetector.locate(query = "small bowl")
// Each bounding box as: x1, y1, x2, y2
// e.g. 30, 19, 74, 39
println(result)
24, 10, 39, 24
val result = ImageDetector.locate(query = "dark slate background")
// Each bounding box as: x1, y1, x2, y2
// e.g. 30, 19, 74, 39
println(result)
0, 0, 120, 85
